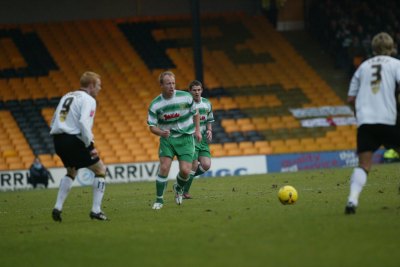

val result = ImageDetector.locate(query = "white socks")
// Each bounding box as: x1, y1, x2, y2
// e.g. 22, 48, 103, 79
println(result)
54, 176, 73, 211
92, 177, 106, 213
54, 176, 105, 214
348, 167, 367, 206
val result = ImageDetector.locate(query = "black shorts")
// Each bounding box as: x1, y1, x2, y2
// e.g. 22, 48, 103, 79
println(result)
53, 134, 99, 169
357, 124, 400, 153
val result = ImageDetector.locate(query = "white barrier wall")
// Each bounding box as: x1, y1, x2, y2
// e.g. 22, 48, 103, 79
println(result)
1, 149, 385, 192
0, 155, 267, 191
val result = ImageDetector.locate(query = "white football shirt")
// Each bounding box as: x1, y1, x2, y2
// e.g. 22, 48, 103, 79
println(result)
348, 55, 400, 126
50, 90, 96, 147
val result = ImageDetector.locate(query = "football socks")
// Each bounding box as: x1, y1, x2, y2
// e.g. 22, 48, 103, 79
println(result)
92, 177, 105, 213
183, 171, 196, 193
54, 176, 73, 211
155, 174, 168, 203
176, 172, 188, 191
348, 167, 367, 206
194, 164, 206, 176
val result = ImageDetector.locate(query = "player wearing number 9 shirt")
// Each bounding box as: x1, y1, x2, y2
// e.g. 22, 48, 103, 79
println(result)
345, 32, 400, 214
50, 71, 108, 222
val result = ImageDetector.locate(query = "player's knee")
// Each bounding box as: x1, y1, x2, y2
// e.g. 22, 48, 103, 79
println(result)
191, 161, 199, 170
159, 164, 170, 175
180, 169, 191, 178
180, 166, 192, 178
98, 165, 107, 176
358, 161, 371, 173
89, 161, 107, 177
357, 165, 370, 175
94, 172, 106, 178
201, 162, 211, 171
66, 170, 77, 180
199, 159, 211, 171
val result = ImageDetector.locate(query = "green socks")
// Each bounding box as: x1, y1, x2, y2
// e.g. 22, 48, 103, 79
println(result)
194, 164, 206, 176
184, 171, 195, 193
156, 174, 168, 203
176, 172, 188, 192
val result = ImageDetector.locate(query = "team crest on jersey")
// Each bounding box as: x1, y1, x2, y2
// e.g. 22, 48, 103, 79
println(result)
371, 81, 380, 94
90, 110, 95, 117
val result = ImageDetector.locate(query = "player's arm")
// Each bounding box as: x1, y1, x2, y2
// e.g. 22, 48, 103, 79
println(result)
79, 99, 95, 148
206, 122, 213, 142
149, 125, 170, 138
206, 104, 214, 142
189, 95, 201, 142
347, 95, 356, 107
193, 110, 202, 142
78, 99, 99, 158
147, 107, 170, 138
348, 69, 360, 107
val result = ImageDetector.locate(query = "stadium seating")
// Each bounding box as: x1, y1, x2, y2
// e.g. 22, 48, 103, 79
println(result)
0, 13, 356, 170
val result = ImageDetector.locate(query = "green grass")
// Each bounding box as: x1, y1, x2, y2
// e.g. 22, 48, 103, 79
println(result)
1, 164, 400, 267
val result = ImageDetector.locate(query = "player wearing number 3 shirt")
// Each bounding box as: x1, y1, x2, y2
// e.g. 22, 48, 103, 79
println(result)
345, 32, 400, 214
50, 71, 108, 222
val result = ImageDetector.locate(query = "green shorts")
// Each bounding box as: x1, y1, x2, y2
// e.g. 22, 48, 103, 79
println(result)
193, 137, 211, 160
159, 134, 195, 163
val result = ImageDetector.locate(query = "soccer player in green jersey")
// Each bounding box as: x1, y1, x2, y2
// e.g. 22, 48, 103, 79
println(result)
183, 80, 214, 199
147, 71, 202, 209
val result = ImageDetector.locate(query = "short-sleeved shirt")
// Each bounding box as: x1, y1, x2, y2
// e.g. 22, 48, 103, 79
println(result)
195, 97, 214, 136
192, 97, 214, 160
348, 55, 400, 126
147, 90, 197, 137
50, 90, 96, 147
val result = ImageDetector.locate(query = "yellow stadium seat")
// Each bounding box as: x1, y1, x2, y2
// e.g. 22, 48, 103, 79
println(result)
135, 155, 150, 162
3, 150, 17, 158
8, 161, 25, 170
238, 141, 253, 149
103, 155, 119, 164
254, 140, 270, 149
0, 162, 9, 170
242, 147, 259, 155
258, 146, 273, 155
224, 124, 241, 133
223, 142, 238, 151
119, 155, 135, 163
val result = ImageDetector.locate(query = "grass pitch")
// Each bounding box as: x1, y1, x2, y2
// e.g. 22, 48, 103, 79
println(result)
1, 164, 400, 267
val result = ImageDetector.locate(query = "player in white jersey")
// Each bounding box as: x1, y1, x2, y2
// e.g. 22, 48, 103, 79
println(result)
345, 32, 400, 214
50, 71, 108, 221
147, 71, 202, 209
183, 80, 214, 199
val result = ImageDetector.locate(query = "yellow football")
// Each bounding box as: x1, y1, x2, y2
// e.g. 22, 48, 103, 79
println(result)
278, 185, 298, 205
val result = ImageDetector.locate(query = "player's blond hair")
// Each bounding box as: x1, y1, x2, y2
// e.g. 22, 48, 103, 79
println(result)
158, 71, 175, 85
371, 32, 397, 56
80, 71, 101, 88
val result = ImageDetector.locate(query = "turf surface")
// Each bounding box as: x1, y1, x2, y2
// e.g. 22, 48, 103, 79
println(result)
1, 164, 399, 267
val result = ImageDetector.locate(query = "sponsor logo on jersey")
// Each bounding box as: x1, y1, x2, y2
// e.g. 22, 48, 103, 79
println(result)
164, 113, 180, 120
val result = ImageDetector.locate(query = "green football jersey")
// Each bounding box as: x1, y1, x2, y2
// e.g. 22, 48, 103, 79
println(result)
195, 97, 214, 135
148, 90, 197, 137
